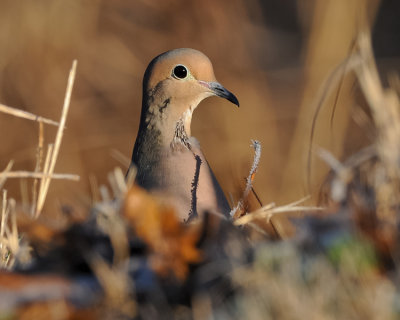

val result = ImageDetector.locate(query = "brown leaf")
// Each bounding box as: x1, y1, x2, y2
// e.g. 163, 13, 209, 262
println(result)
123, 186, 203, 281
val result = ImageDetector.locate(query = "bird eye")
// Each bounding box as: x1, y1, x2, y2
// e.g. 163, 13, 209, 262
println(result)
172, 65, 188, 79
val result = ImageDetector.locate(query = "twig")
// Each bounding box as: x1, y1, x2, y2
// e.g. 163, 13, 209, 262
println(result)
230, 140, 262, 218
0, 103, 59, 126
251, 187, 263, 207
35, 60, 77, 217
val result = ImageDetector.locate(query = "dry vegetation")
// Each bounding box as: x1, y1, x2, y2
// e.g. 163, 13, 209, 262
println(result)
1, 1, 400, 319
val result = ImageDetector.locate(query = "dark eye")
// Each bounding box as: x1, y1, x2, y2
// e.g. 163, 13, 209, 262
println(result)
173, 65, 188, 79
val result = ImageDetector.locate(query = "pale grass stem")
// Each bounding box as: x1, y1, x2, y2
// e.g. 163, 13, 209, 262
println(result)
35, 60, 77, 217
354, 32, 400, 223
90, 166, 130, 206
234, 196, 323, 226
34, 143, 53, 216
125, 165, 136, 190
32, 121, 45, 216
113, 167, 128, 194
0, 103, 59, 126
20, 179, 29, 210
88, 253, 136, 317
0, 171, 80, 181
0, 190, 19, 269
0, 190, 8, 250
89, 174, 101, 204
7, 198, 18, 269
0, 161, 13, 191
99, 185, 111, 203
108, 171, 120, 198
0, 60, 79, 219
110, 149, 131, 170
0, 190, 8, 267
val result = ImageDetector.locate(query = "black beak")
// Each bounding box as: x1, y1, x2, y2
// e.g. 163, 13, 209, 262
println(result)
203, 81, 240, 107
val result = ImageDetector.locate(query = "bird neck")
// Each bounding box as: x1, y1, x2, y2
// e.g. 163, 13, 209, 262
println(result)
141, 98, 194, 148
180, 108, 193, 136
171, 116, 191, 150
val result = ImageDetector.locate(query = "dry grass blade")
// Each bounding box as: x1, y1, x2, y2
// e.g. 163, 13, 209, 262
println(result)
88, 253, 136, 317
317, 147, 345, 173
106, 167, 131, 198
317, 146, 376, 203
355, 32, 400, 173
0, 190, 8, 268
350, 31, 400, 226
0, 190, 19, 269
110, 149, 131, 169
0, 171, 79, 181
317, 148, 352, 202
32, 121, 45, 217
113, 167, 128, 195
234, 196, 323, 226
0, 190, 8, 248
35, 60, 77, 217
89, 174, 100, 204
306, 53, 364, 191
0, 103, 59, 126
0, 161, 13, 191
6, 198, 18, 268
125, 166, 137, 190
34, 144, 53, 216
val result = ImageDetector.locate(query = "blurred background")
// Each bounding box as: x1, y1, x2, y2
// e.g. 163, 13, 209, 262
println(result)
0, 0, 398, 227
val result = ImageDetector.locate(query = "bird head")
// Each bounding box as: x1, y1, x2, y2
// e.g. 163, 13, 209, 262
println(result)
141, 48, 239, 136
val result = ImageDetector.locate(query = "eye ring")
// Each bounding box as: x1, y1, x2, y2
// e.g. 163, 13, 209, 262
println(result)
172, 64, 188, 79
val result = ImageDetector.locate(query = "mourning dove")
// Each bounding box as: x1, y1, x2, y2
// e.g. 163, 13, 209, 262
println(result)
129, 48, 239, 222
